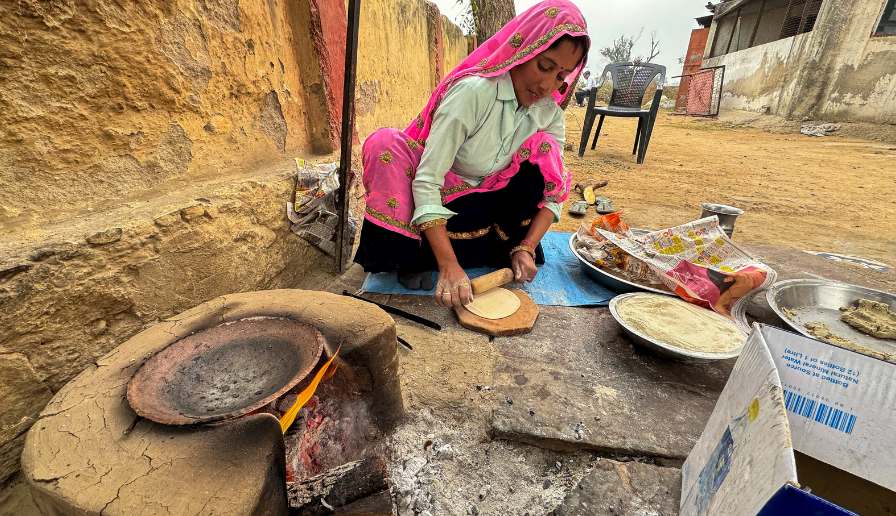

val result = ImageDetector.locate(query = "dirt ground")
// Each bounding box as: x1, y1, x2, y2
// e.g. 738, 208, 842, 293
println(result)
558, 108, 896, 267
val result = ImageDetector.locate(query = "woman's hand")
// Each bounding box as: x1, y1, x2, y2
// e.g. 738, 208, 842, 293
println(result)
513, 208, 552, 282
511, 250, 538, 283
435, 262, 473, 308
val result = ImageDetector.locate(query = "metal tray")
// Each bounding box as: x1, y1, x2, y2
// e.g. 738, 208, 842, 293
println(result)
569, 233, 673, 296
766, 279, 896, 356
609, 293, 746, 360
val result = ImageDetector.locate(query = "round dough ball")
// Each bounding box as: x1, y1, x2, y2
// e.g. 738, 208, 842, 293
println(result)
464, 288, 521, 320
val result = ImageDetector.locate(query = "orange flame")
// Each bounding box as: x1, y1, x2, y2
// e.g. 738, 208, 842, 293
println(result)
279, 347, 340, 434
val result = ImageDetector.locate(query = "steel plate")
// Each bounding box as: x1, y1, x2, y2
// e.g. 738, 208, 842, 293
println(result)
569, 233, 673, 296
766, 279, 896, 356
609, 293, 746, 360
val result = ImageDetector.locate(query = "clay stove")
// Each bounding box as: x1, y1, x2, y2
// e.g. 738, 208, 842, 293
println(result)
21, 290, 403, 515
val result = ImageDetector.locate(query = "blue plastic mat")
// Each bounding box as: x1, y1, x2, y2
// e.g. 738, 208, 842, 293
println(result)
360, 231, 614, 307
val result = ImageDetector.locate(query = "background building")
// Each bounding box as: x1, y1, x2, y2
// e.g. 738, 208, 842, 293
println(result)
702, 0, 896, 123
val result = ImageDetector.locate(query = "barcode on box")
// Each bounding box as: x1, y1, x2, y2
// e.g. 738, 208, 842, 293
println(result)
783, 389, 857, 434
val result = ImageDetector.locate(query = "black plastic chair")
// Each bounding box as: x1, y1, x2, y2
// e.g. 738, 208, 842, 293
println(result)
578, 62, 667, 164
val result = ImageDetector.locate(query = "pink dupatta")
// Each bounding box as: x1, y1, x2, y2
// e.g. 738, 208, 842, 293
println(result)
406, 0, 589, 142
361, 1, 590, 240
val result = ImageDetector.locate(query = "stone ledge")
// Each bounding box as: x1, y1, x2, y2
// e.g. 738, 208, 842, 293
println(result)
0, 158, 330, 483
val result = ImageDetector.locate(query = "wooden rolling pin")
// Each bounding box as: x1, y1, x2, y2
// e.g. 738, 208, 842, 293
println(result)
470, 268, 514, 295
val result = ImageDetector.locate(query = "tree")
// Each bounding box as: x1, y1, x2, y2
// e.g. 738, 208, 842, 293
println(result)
600, 29, 661, 64
456, 0, 516, 42
600, 34, 637, 63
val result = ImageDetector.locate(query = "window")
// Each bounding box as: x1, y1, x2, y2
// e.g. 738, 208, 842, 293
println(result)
877, 0, 896, 35
708, 0, 826, 58
779, 0, 824, 39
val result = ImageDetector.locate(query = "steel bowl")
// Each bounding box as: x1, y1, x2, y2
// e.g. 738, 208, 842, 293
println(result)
766, 279, 896, 356
609, 293, 747, 360
569, 233, 673, 296
700, 203, 743, 238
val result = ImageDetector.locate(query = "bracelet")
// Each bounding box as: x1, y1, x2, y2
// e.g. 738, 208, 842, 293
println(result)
417, 218, 447, 232
510, 244, 536, 259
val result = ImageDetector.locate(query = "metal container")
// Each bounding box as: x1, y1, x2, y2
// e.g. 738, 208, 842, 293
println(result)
766, 279, 896, 357
569, 233, 673, 296
609, 293, 746, 360
700, 203, 743, 238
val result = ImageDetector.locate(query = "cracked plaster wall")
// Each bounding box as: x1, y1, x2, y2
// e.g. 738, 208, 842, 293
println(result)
704, 0, 896, 123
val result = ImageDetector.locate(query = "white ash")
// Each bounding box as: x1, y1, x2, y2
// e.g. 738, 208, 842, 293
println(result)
384, 408, 592, 515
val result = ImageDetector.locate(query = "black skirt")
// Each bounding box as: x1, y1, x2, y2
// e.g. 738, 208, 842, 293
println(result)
354, 161, 547, 273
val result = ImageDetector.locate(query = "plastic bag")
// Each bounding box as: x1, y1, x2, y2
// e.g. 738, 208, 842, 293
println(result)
286, 159, 357, 258
598, 217, 776, 329
575, 212, 659, 285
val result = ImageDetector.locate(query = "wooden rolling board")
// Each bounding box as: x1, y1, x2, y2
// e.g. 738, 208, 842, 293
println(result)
454, 289, 539, 337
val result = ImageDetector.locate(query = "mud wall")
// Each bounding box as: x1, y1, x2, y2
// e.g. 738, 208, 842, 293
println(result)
0, 0, 468, 486
0, 0, 313, 223
0, 0, 470, 226
704, 0, 896, 123
354, 0, 470, 138
355, 0, 433, 137
795, 0, 896, 123
443, 16, 472, 79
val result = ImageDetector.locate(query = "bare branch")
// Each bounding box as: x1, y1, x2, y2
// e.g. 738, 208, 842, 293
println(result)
454, 0, 475, 35
601, 27, 659, 65
646, 30, 661, 63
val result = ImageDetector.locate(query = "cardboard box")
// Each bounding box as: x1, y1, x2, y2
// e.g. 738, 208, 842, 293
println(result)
680, 325, 895, 515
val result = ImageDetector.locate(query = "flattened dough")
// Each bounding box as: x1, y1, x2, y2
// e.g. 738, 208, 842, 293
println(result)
840, 299, 896, 340
464, 287, 521, 320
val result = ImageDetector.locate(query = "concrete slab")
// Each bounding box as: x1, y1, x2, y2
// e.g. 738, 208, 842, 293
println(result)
554, 459, 681, 516
329, 245, 894, 514
370, 294, 732, 462
338, 292, 699, 513
489, 306, 734, 463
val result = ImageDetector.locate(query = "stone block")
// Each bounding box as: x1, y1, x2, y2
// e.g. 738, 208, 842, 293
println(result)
85, 228, 123, 246
178, 204, 207, 221
489, 307, 734, 462
554, 459, 681, 515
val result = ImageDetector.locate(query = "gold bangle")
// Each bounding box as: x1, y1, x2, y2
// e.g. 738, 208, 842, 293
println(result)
510, 244, 535, 259
417, 218, 447, 232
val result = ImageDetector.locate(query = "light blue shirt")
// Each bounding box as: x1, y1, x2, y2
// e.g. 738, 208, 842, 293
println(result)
411, 73, 566, 225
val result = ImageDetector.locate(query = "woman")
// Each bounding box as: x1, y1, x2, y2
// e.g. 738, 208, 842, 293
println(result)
354, 0, 590, 308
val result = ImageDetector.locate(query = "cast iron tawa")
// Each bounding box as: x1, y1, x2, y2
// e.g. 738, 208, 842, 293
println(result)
127, 317, 325, 425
